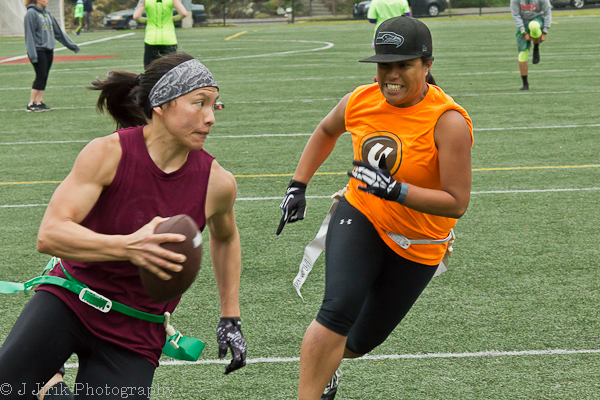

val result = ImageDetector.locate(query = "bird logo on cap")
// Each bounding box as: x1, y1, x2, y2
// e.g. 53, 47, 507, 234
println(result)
376, 32, 405, 48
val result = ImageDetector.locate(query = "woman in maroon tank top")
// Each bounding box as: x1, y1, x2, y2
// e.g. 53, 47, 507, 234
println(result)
0, 54, 246, 399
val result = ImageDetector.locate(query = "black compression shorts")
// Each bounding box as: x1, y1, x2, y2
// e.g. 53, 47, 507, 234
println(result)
316, 198, 437, 355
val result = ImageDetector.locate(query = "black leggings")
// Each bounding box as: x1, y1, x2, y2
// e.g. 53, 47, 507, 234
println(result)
0, 291, 155, 399
30, 49, 54, 91
316, 198, 437, 355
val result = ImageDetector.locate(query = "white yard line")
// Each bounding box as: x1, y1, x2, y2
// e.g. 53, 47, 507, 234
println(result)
61, 348, 600, 369
3, 187, 600, 208
0, 33, 135, 65
2, 121, 599, 142
0, 38, 332, 76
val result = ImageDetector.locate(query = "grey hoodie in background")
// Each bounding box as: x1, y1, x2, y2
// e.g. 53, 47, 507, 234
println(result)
510, 0, 552, 34
24, 3, 80, 63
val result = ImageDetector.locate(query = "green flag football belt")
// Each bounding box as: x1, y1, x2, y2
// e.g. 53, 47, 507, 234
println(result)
0, 257, 204, 362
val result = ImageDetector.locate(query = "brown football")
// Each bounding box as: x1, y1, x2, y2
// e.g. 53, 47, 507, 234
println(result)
139, 214, 203, 303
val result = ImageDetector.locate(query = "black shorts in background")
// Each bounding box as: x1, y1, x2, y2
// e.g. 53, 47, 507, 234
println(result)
144, 43, 178, 69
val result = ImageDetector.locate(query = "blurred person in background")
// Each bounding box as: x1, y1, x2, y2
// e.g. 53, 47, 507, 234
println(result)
24, 0, 80, 112
511, 0, 552, 90
73, 0, 84, 36
83, 0, 93, 31
134, 0, 188, 68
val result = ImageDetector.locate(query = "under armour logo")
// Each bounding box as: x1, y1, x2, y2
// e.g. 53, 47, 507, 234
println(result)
339, 219, 352, 225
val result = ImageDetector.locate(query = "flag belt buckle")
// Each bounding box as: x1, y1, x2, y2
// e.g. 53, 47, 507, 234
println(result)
78, 287, 113, 313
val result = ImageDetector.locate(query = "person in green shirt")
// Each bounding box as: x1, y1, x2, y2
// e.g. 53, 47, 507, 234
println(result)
133, 0, 188, 68
73, 0, 84, 36
367, 0, 411, 44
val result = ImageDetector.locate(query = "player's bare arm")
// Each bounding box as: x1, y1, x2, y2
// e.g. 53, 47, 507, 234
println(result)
172, 0, 188, 21
133, 0, 146, 21
206, 160, 241, 318
401, 109, 472, 218
292, 93, 350, 184
37, 133, 186, 279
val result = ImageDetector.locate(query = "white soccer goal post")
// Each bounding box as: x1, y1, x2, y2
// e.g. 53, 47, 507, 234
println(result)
0, 0, 64, 37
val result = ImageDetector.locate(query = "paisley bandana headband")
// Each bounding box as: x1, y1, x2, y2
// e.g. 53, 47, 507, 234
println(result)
148, 59, 218, 108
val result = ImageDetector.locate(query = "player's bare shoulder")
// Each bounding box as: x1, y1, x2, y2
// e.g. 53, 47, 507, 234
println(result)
206, 159, 237, 217
434, 109, 471, 147
72, 132, 122, 186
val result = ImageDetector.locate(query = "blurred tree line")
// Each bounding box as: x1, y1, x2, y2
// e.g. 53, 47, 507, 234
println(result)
63, 0, 306, 22
63, 0, 511, 26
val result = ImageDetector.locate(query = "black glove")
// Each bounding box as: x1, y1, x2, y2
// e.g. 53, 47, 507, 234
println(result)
276, 180, 307, 235
348, 158, 408, 203
217, 317, 247, 374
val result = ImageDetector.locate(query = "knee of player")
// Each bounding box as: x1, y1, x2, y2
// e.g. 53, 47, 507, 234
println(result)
528, 21, 542, 39
345, 335, 381, 356
518, 50, 529, 62
316, 302, 362, 337
343, 346, 365, 359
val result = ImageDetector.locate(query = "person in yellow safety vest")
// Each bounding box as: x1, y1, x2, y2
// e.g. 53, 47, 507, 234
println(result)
133, 0, 188, 68
73, 0, 84, 36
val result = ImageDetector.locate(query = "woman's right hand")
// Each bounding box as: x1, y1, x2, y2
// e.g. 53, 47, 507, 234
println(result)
124, 216, 187, 281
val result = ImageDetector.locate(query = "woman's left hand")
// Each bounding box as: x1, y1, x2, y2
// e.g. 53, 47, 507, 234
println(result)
348, 158, 407, 203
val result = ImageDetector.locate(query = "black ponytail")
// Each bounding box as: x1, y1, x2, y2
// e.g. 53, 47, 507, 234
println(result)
421, 56, 438, 87
90, 71, 146, 129
426, 71, 437, 86
89, 53, 196, 129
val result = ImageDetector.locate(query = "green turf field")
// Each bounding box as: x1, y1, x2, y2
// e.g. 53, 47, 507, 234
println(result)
1, 11, 599, 399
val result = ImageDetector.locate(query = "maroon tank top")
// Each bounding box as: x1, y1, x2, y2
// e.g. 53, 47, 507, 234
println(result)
38, 126, 214, 366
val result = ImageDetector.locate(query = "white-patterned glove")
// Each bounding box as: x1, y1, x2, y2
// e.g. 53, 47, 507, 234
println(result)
217, 317, 247, 374
348, 160, 407, 203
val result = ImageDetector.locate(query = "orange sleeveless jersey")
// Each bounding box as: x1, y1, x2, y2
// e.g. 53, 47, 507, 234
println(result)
344, 83, 473, 266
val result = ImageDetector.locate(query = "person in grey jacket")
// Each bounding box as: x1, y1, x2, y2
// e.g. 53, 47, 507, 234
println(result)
510, 0, 551, 90
24, 0, 80, 112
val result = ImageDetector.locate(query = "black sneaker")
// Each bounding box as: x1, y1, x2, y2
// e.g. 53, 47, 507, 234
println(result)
36, 102, 52, 111
26, 103, 39, 112
519, 84, 529, 91
321, 369, 341, 400
532, 46, 540, 64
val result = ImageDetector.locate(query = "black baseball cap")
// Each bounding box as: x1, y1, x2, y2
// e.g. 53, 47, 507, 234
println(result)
360, 16, 433, 63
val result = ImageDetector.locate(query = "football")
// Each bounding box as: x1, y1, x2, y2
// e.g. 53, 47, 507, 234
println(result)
139, 214, 203, 303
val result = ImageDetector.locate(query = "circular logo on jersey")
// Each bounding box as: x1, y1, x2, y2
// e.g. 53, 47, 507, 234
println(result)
358, 131, 402, 175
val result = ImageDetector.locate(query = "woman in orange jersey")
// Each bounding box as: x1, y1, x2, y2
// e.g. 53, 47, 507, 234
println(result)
277, 16, 473, 400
